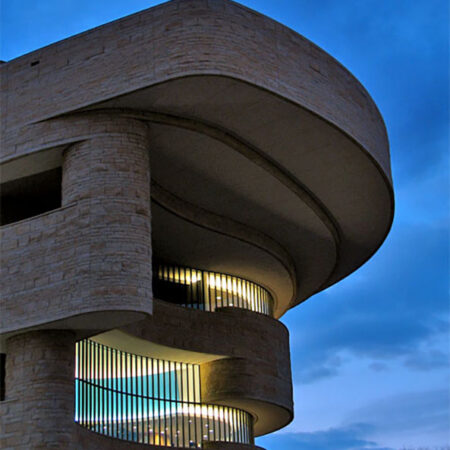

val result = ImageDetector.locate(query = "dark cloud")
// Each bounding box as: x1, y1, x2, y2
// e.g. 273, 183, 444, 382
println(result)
284, 221, 449, 383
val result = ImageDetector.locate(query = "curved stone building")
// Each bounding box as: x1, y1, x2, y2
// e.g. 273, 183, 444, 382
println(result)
0, 0, 394, 449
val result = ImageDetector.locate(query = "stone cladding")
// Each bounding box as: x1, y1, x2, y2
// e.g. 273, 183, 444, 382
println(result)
0, 114, 152, 334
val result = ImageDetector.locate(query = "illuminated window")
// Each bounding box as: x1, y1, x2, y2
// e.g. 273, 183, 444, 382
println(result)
153, 262, 274, 316
75, 339, 253, 447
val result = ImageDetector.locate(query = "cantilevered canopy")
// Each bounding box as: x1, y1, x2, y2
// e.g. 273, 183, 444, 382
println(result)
1, 0, 393, 317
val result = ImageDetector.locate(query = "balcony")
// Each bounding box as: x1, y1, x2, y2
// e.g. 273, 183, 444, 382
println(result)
75, 339, 253, 448
153, 262, 274, 316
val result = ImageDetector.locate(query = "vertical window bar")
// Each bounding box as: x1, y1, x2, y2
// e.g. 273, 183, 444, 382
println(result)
223, 275, 228, 307
98, 343, 101, 434
121, 349, 124, 440
185, 364, 191, 446
237, 277, 242, 309
75, 342, 79, 425
122, 350, 125, 440
87, 341, 90, 430
214, 405, 219, 442
162, 359, 166, 445
81, 341, 85, 427
209, 272, 213, 312
151, 358, 155, 445
251, 283, 255, 313
188, 267, 192, 309
107, 346, 111, 437
96, 343, 100, 433
90, 342, 94, 432
145, 356, 149, 444
192, 268, 196, 308
111, 347, 114, 437
104, 344, 108, 435
88, 342, 92, 431
230, 407, 234, 442
170, 361, 176, 446
193, 269, 198, 309
216, 272, 221, 310
125, 350, 128, 440
230, 407, 235, 442
139, 355, 142, 443
119, 348, 123, 439
240, 410, 244, 443
234, 408, 238, 442
133, 353, 137, 441
100, 344, 104, 435
162, 359, 167, 445
258, 285, 262, 313
94, 342, 98, 433
166, 360, 171, 445
75, 343, 78, 423
82, 341, 85, 428
226, 407, 231, 442
155, 359, 165, 439
175, 362, 182, 447
210, 404, 214, 441
114, 348, 117, 439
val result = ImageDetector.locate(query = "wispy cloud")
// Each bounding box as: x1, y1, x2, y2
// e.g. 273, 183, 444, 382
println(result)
344, 390, 450, 447
258, 423, 394, 450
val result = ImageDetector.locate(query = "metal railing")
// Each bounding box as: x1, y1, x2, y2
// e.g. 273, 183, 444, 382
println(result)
154, 262, 274, 316
75, 339, 254, 448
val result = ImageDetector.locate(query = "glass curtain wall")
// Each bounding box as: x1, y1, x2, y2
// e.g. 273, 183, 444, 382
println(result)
154, 262, 274, 316
75, 339, 254, 448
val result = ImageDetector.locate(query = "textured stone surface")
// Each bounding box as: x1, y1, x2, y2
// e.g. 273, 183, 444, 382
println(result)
1, 0, 390, 182
0, 0, 394, 315
0, 331, 76, 449
121, 301, 293, 435
0, 114, 152, 335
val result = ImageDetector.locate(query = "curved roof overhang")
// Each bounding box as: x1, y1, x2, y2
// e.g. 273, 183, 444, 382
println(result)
0, 0, 394, 318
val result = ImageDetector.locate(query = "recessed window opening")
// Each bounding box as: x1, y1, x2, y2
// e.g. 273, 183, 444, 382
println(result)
75, 339, 254, 447
0, 353, 5, 401
0, 167, 62, 226
153, 261, 274, 316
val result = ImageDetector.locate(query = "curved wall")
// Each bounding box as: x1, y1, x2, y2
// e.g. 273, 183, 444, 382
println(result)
1, 0, 390, 183
120, 301, 293, 436
1, 331, 76, 449
0, 115, 152, 335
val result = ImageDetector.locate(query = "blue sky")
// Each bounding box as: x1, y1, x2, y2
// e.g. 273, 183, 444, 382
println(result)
2, 1, 448, 449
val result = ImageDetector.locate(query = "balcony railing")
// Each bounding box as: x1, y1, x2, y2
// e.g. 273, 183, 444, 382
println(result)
154, 262, 274, 316
75, 339, 254, 448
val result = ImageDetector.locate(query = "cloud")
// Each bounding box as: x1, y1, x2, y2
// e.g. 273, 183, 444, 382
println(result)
369, 362, 389, 372
283, 219, 449, 383
404, 349, 449, 372
344, 389, 450, 446
258, 423, 394, 450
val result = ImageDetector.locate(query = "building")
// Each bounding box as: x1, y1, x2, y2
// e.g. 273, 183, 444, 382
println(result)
0, 0, 394, 448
